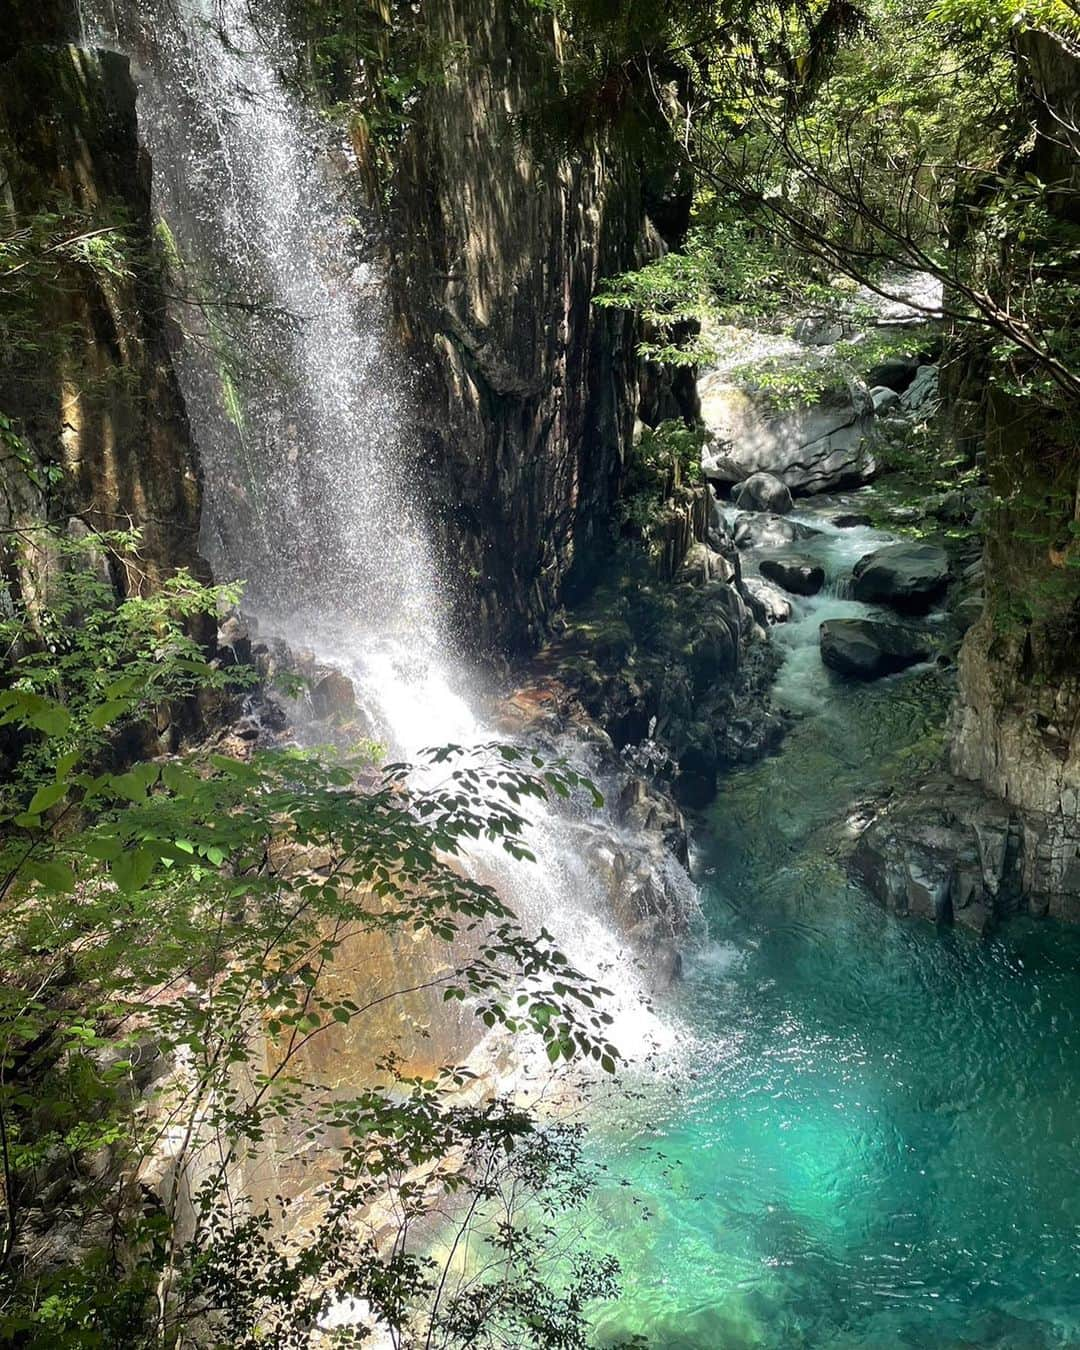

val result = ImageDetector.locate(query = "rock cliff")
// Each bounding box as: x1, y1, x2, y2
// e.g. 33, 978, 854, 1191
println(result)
389, 0, 691, 651
0, 13, 205, 603
855, 31, 1080, 924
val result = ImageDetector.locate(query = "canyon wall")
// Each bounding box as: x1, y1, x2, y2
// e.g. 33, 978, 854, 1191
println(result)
857, 31, 1079, 924
947, 30, 1080, 917
389, 0, 691, 652
0, 9, 205, 604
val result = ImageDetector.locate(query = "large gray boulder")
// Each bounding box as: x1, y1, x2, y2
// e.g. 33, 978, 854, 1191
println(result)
732, 471, 793, 515
699, 375, 878, 495
900, 363, 939, 411
760, 554, 825, 596
743, 576, 793, 624
851, 778, 1023, 926
870, 386, 901, 414
820, 618, 930, 679
733, 513, 818, 550
851, 541, 950, 612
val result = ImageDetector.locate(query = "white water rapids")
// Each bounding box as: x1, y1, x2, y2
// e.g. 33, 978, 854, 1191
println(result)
79, 0, 690, 1073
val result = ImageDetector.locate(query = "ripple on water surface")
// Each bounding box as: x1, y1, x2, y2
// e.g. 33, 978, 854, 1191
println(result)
571, 643, 1080, 1348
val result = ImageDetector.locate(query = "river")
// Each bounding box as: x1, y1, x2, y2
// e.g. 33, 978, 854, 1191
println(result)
574, 499, 1080, 1349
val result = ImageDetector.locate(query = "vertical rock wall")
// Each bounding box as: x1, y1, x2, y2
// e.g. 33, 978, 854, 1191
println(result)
947, 31, 1080, 916
0, 14, 205, 604
389, 0, 689, 652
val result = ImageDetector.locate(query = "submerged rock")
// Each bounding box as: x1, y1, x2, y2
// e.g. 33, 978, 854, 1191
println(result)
732, 471, 793, 515
733, 513, 817, 550
820, 618, 929, 679
851, 541, 950, 612
760, 554, 825, 597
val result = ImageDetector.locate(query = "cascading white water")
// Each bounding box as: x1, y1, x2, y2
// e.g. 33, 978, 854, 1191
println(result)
80, 0, 689, 1061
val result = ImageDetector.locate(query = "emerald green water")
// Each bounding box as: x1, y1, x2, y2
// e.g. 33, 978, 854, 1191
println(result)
577, 584, 1080, 1348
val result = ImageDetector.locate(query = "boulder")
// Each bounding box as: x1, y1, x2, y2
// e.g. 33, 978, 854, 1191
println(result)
819, 618, 930, 679
852, 778, 1024, 924
733, 513, 818, 550
699, 375, 878, 494
760, 554, 826, 596
832, 512, 874, 528
701, 446, 744, 488
900, 363, 939, 411
851, 541, 950, 612
311, 670, 356, 721
951, 594, 984, 635
793, 313, 852, 346
679, 542, 734, 585
870, 385, 901, 414
743, 576, 793, 625
732, 471, 793, 515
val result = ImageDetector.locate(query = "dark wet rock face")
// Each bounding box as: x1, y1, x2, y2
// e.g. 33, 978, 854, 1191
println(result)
390, 0, 692, 651
865, 354, 920, 392
760, 554, 825, 597
820, 619, 930, 680
853, 776, 1079, 926
0, 42, 205, 595
539, 528, 783, 814
851, 542, 950, 612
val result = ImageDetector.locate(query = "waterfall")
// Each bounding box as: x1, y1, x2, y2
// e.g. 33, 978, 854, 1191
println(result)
80, 0, 689, 1065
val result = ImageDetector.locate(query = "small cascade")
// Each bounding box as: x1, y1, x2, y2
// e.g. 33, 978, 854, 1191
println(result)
80, 0, 688, 1068
822, 569, 854, 600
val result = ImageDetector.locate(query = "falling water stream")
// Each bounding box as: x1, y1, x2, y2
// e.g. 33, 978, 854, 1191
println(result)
79, 0, 679, 1073
81, 4, 1080, 1345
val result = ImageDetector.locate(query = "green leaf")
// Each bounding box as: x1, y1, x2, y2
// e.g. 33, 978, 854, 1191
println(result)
24, 860, 75, 894
26, 782, 67, 816
83, 835, 123, 861
162, 763, 199, 796
88, 699, 132, 729
54, 749, 81, 782
112, 847, 156, 894
29, 705, 72, 737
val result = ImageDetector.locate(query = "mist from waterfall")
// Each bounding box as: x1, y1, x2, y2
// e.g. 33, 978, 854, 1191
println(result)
80, 0, 688, 1063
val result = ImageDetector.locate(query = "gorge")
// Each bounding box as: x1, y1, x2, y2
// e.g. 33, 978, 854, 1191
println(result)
0, 0, 1078, 1346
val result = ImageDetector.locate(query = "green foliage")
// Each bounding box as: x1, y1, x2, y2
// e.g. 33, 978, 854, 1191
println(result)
0, 518, 246, 802
585, 0, 1079, 407
619, 420, 707, 559
0, 506, 623, 1345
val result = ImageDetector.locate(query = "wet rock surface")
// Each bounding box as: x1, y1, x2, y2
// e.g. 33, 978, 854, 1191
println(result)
851, 541, 951, 612
733, 471, 793, 514
820, 618, 930, 679
743, 576, 793, 625
853, 774, 1080, 925
760, 554, 826, 597
734, 512, 818, 550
